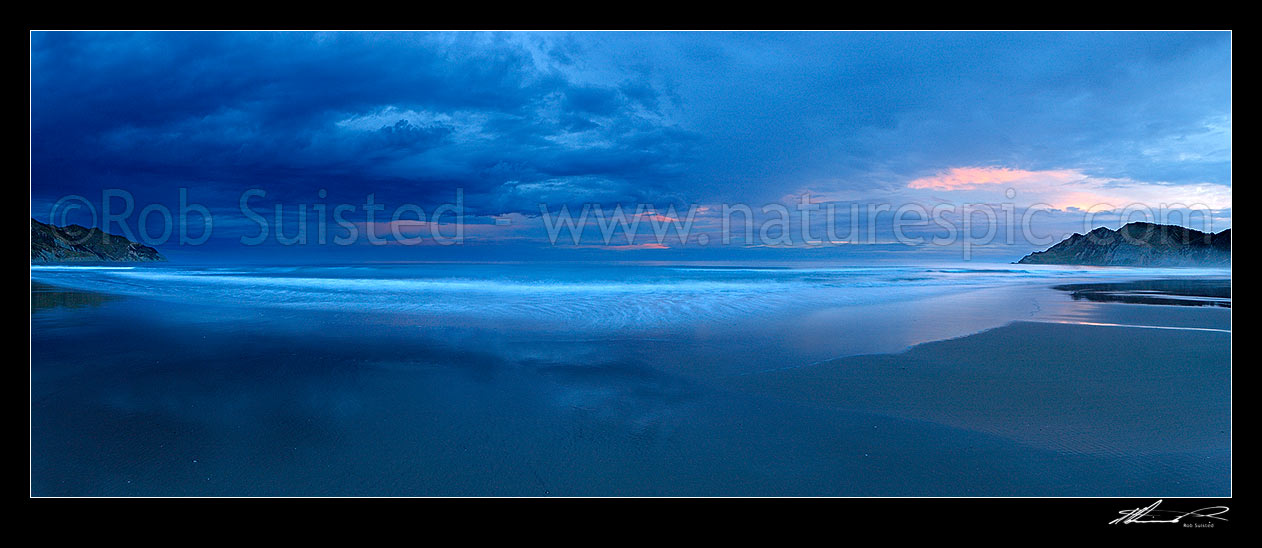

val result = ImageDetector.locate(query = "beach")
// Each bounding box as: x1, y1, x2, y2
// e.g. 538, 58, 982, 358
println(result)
729, 319, 1229, 459
30, 265, 1231, 496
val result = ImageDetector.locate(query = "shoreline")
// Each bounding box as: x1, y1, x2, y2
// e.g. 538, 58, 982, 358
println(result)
31, 271, 1232, 495
726, 286, 1231, 475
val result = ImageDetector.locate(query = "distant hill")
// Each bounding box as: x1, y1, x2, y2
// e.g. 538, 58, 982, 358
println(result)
31, 218, 165, 262
1017, 222, 1229, 267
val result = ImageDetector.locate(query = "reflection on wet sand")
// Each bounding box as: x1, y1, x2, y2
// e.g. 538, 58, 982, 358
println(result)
30, 268, 1232, 496
31, 282, 116, 313
1053, 278, 1231, 308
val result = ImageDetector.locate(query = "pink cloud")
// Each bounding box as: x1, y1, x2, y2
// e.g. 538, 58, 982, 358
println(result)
903, 166, 1231, 211
572, 242, 670, 250
638, 211, 679, 223
907, 167, 1075, 191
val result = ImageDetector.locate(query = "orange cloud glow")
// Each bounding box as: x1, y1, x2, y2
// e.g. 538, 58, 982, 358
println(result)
907, 167, 1078, 191
903, 166, 1231, 211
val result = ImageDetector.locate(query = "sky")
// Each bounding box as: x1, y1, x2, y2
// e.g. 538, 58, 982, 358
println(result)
30, 31, 1232, 263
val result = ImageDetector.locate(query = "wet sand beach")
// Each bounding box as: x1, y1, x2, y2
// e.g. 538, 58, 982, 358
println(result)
728, 277, 1231, 494
30, 266, 1231, 495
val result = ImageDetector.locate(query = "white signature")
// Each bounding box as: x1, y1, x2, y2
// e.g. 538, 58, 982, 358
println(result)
1110, 500, 1229, 525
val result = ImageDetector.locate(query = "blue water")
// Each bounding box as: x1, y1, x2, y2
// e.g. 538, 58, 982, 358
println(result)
30, 262, 1231, 495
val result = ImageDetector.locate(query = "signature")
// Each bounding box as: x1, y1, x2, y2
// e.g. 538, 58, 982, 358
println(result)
1110, 500, 1229, 525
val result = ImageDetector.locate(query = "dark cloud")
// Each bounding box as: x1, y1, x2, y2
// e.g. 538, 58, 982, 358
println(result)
32, 32, 695, 217
31, 31, 1231, 259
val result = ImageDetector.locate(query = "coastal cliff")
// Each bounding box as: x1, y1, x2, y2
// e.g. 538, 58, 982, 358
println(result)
31, 218, 165, 262
1017, 222, 1229, 266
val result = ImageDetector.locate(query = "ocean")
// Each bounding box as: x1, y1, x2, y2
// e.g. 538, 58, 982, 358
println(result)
30, 262, 1231, 495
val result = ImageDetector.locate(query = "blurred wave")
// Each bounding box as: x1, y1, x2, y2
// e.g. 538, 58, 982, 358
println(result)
31, 263, 1229, 330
